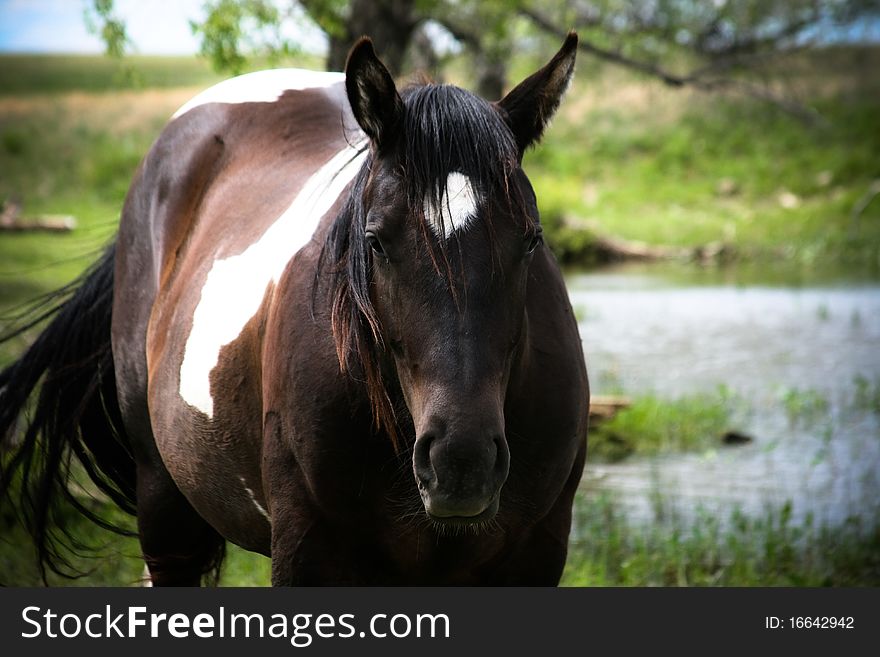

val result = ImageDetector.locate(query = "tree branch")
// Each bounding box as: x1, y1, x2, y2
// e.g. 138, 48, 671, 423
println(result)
519, 5, 825, 125
520, 6, 690, 87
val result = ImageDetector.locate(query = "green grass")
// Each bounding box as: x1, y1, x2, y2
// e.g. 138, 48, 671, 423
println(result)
561, 492, 880, 586
778, 386, 831, 427
528, 52, 880, 272
0, 52, 327, 97
852, 374, 880, 414
0, 54, 222, 96
0, 512, 271, 586
589, 391, 736, 462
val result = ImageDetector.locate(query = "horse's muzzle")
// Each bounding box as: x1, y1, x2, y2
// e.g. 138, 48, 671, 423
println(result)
413, 429, 510, 521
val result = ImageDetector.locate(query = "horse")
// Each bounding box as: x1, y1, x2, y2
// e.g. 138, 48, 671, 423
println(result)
0, 33, 589, 586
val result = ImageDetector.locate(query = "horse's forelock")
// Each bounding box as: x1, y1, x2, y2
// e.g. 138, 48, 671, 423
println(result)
400, 84, 520, 227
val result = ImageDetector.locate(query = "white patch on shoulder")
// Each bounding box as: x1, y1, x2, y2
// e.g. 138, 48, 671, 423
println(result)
424, 172, 480, 238
172, 69, 345, 119
178, 142, 368, 417
239, 476, 271, 523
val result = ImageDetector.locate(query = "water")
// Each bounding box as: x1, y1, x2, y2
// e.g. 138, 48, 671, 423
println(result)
566, 263, 880, 529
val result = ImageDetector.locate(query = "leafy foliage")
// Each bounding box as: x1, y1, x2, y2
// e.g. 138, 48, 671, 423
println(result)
86, 0, 130, 59
193, 0, 293, 73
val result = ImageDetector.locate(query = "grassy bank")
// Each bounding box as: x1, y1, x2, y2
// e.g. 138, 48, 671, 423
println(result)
561, 492, 880, 586
527, 48, 880, 272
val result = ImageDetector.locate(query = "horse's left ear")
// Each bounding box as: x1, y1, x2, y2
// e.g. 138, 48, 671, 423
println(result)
496, 32, 578, 155
345, 37, 404, 151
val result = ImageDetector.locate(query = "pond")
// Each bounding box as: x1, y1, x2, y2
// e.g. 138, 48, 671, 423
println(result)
566, 262, 880, 529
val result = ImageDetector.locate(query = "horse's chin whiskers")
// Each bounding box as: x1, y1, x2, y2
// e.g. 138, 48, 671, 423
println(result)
425, 514, 501, 538
428, 515, 501, 538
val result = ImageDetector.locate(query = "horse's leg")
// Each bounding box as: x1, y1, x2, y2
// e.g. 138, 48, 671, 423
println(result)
263, 424, 317, 586
114, 331, 224, 585
266, 491, 355, 586
490, 443, 587, 585
263, 413, 359, 586
115, 351, 224, 586
135, 447, 226, 586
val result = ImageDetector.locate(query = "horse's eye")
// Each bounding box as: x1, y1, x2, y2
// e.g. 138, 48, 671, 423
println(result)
526, 230, 544, 255
365, 231, 386, 258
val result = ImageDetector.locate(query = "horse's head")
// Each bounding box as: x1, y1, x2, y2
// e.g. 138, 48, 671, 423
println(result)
334, 34, 577, 524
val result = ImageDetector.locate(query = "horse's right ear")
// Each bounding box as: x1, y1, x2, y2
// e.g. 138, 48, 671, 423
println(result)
496, 32, 578, 155
345, 38, 404, 150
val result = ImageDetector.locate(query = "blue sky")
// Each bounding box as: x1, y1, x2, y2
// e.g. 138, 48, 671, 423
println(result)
0, 0, 326, 54
0, 0, 205, 54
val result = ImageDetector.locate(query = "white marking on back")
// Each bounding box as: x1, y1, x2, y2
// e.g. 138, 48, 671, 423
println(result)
172, 69, 345, 119
178, 142, 368, 417
239, 476, 271, 523
425, 172, 480, 238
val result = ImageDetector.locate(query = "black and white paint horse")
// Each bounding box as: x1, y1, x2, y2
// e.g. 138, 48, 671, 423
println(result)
0, 34, 589, 585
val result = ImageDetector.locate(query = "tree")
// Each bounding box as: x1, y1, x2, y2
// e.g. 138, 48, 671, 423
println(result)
186, 0, 514, 98
89, 0, 880, 115
86, 0, 519, 98
518, 0, 880, 121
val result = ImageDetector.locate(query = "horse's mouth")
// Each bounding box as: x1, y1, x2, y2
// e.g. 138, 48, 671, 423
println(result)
424, 495, 500, 526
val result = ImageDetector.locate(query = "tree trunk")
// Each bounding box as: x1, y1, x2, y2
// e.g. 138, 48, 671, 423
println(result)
326, 0, 419, 76
473, 50, 506, 100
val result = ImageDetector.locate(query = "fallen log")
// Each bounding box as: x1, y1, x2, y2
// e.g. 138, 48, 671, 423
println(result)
0, 215, 77, 232
563, 216, 737, 264
589, 395, 631, 422
591, 233, 689, 261
1, 199, 76, 232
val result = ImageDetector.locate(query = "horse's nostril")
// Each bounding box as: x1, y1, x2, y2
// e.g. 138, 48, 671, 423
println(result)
413, 434, 437, 487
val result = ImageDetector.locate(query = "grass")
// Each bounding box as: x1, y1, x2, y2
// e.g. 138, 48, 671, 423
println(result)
534, 93, 880, 269
778, 386, 831, 427
0, 54, 221, 96
561, 492, 880, 586
0, 468, 272, 586
589, 391, 736, 462
528, 49, 880, 272
852, 374, 880, 414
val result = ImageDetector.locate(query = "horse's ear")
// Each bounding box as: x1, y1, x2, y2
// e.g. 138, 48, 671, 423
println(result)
345, 37, 404, 150
496, 32, 578, 154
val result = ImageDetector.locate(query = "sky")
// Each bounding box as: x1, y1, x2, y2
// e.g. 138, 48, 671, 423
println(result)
0, 0, 326, 54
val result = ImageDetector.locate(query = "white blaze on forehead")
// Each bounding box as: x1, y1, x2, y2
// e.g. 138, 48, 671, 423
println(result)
425, 172, 480, 238
172, 69, 345, 119
178, 143, 368, 417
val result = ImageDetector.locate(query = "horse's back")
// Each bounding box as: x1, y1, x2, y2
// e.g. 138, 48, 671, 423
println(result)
111, 69, 360, 552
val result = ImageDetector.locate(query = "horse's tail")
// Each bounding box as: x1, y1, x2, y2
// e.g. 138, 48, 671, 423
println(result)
0, 242, 137, 582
